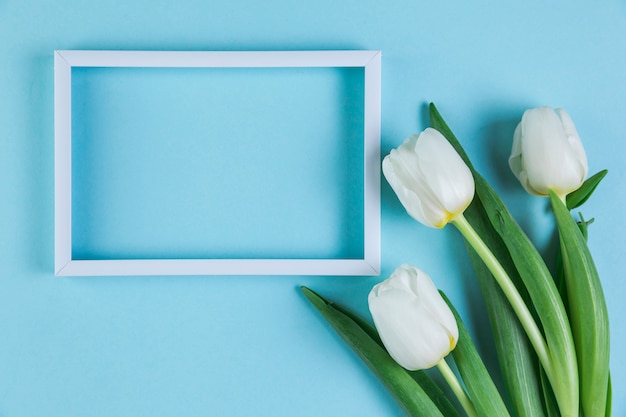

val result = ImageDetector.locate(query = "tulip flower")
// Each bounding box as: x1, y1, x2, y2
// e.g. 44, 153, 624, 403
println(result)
382, 128, 475, 228
509, 106, 588, 199
368, 264, 459, 371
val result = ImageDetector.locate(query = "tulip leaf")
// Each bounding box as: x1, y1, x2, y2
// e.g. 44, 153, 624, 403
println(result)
549, 210, 607, 417
300, 286, 453, 417
566, 169, 608, 210
549, 191, 610, 417
461, 182, 547, 417
407, 370, 460, 417
554, 214, 594, 330
440, 292, 511, 417
539, 368, 559, 417
430, 103, 578, 417
325, 298, 383, 346
606, 373, 612, 417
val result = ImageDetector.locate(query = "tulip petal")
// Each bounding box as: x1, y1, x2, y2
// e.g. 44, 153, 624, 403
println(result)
510, 107, 588, 197
556, 108, 588, 181
383, 152, 433, 226
383, 135, 450, 227
510, 122, 543, 196
368, 265, 459, 371
520, 107, 567, 195
369, 286, 453, 370
414, 128, 475, 219
382, 129, 474, 228
413, 267, 459, 346
382, 135, 435, 226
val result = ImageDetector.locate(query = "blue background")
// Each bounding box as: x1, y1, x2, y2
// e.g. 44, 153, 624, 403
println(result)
1, 1, 625, 416
69, 66, 365, 261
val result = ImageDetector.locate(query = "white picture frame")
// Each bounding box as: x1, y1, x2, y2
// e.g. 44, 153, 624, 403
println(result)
54, 50, 381, 276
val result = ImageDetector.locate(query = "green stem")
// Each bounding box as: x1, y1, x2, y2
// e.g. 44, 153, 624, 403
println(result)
436, 358, 478, 417
451, 213, 553, 382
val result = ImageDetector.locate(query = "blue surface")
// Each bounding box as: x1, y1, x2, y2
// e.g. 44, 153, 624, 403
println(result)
70, 66, 364, 260
1, 1, 625, 416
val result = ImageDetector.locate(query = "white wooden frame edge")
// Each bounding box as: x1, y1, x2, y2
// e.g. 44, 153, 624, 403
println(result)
54, 50, 381, 276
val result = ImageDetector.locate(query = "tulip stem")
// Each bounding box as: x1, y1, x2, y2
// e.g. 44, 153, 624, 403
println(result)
436, 358, 478, 417
451, 213, 553, 379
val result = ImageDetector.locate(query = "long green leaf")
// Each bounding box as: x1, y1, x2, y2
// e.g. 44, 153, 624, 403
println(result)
430, 103, 578, 417
462, 183, 546, 417
554, 213, 595, 318
408, 370, 460, 417
549, 191, 610, 417
606, 373, 612, 417
441, 292, 512, 417
329, 298, 383, 346
539, 368, 559, 417
301, 286, 450, 417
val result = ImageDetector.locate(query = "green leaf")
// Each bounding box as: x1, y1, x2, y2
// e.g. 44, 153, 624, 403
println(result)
326, 298, 383, 346
606, 373, 612, 417
549, 191, 610, 417
407, 370, 460, 417
566, 169, 608, 210
441, 292, 512, 417
300, 286, 452, 417
539, 368, 559, 417
461, 183, 546, 417
430, 103, 578, 417
555, 213, 595, 322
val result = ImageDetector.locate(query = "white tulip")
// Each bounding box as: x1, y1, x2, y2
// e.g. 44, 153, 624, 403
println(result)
509, 106, 588, 198
383, 128, 475, 228
368, 264, 459, 371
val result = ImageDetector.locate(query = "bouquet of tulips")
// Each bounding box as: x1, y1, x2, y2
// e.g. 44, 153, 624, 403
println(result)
302, 104, 610, 417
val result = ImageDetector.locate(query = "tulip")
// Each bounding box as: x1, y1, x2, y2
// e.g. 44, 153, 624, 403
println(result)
382, 128, 475, 228
509, 106, 588, 199
368, 264, 459, 371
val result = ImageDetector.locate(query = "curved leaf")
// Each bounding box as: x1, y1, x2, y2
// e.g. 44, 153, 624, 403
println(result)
549, 191, 610, 417
441, 292, 512, 417
566, 169, 608, 210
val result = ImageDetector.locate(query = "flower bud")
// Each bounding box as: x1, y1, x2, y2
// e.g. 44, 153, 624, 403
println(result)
509, 106, 588, 198
382, 128, 475, 228
368, 264, 459, 371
